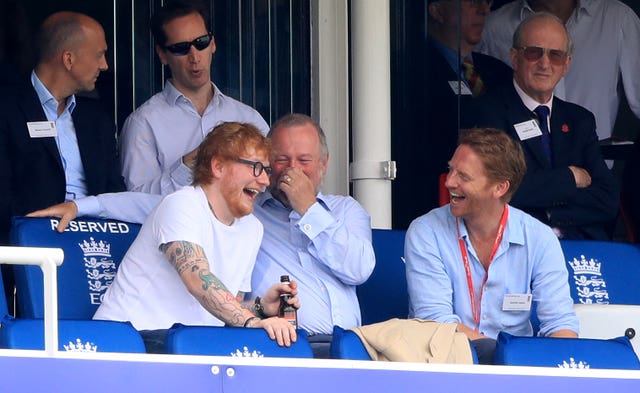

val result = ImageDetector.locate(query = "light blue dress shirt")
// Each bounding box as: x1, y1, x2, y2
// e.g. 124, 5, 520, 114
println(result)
248, 191, 375, 335
119, 81, 269, 195
31, 71, 87, 199
405, 205, 578, 339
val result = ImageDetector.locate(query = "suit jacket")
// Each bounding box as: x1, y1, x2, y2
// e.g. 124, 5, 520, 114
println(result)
467, 82, 619, 240
392, 38, 513, 229
0, 81, 125, 243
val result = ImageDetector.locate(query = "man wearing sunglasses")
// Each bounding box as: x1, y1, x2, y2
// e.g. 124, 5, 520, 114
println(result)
30, 114, 376, 358
478, 0, 640, 143
467, 12, 617, 240
392, 0, 512, 230
119, 0, 269, 195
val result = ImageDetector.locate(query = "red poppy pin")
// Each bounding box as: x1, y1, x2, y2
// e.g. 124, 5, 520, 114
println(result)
561, 124, 570, 133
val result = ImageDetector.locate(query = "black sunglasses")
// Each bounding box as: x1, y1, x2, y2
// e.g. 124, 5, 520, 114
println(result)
164, 33, 212, 56
515, 46, 568, 66
235, 158, 272, 177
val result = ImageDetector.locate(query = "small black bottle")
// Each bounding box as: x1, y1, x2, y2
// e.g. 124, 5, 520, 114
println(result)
278, 275, 298, 328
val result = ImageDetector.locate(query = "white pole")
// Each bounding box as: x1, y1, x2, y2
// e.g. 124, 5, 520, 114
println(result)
350, 0, 394, 229
0, 246, 64, 355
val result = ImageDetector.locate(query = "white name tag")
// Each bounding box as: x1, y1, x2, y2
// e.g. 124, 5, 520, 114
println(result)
502, 294, 532, 311
448, 81, 472, 96
27, 121, 57, 138
513, 120, 542, 141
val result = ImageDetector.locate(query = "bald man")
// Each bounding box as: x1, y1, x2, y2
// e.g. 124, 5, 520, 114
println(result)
0, 11, 125, 244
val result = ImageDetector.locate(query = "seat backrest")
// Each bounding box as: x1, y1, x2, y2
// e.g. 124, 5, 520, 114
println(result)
10, 216, 141, 319
494, 331, 640, 370
560, 240, 640, 305
329, 325, 371, 360
357, 229, 408, 325
0, 316, 146, 353
164, 324, 314, 358
574, 303, 640, 359
438, 173, 450, 207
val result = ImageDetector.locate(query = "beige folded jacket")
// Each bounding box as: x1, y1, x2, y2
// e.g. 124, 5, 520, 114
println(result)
352, 318, 473, 364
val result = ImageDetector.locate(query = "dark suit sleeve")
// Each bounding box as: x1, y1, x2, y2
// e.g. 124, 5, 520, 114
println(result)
545, 114, 618, 227
75, 97, 126, 195
512, 110, 618, 227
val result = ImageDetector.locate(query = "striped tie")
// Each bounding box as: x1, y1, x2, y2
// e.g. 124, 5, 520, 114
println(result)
462, 59, 484, 96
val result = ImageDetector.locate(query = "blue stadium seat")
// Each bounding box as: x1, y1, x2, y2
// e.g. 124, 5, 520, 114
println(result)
561, 240, 640, 305
0, 316, 146, 353
357, 229, 408, 325
164, 324, 314, 358
494, 332, 640, 369
10, 216, 141, 319
0, 265, 8, 319
330, 325, 371, 360
1, 217, 146, 353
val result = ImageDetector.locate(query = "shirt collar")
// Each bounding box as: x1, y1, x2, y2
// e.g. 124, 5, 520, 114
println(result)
521, 1, 593, 22
30, 70, 76, 114
513, 78, 554, 114
456, 205, 525, 247
162, 79, 221, 106
429, 37, 474, 74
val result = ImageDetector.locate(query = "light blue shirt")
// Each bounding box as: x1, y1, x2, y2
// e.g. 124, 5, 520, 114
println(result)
76, 189, 376, 335
248, 191, 375, 335
405, 205, 578, 339
31, 71, 86, 199
119, 81, 269, 195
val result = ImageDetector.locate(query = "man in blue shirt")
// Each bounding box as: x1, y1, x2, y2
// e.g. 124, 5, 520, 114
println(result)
405, 128, 578, 364
118, 0, 268, 195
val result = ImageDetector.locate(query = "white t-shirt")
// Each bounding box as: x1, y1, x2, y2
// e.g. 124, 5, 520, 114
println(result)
94, 186, 263, 330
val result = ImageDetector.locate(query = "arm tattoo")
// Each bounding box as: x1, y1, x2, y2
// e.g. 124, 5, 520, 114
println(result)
160, 241, 208, 274
160, 241, 249, 327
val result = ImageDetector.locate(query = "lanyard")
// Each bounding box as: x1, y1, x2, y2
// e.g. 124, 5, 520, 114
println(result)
455, 206, 509, 329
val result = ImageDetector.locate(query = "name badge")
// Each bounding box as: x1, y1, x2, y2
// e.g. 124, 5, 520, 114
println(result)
448, 81, 472, 96
502, 294, 532, 311
513, 120, 542, 141
27, 121, 57, 138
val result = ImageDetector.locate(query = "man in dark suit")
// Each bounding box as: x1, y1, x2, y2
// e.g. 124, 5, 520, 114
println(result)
467, 12, 618, 240
0, 11, 125, 244
392, 0, 512, 229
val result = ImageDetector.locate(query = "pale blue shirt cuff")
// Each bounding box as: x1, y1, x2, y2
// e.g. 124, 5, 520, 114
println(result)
296, 201, 332, 239
74, 195, 101, 217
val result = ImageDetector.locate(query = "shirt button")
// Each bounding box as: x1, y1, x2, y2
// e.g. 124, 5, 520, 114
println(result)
303, 224, 312, 232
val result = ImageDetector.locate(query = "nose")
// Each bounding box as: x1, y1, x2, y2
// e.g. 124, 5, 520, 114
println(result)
100, 56, 108, 71
187, 45, 200, 62
444, 171, 455, 189
258, 170, 270, 186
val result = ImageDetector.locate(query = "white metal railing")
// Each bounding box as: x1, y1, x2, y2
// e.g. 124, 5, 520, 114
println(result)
0, 246, 64, 355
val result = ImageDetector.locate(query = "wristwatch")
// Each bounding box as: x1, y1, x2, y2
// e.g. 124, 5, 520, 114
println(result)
253, 296, 269, 318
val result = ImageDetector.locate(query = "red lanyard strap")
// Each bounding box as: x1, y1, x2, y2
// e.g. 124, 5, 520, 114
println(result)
455, 206, 509, 328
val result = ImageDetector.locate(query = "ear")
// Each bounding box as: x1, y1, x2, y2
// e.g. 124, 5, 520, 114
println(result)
210, 156, 225, 179
494, 180, 510, 200
428, 2, 445, 24
320, 153, 329, 177
210, 34, 217, 55
62, 50, 74, 71
155, 45, 168, 65
562, 54, 572, 77
509, 47, 518, 69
